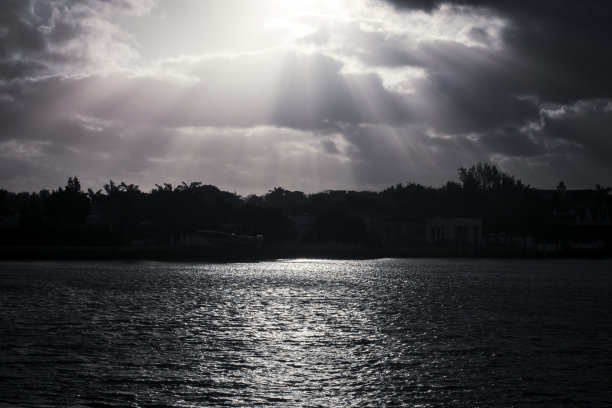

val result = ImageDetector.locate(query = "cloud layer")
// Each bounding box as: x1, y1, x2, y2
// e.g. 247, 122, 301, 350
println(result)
1, 0, 610, 193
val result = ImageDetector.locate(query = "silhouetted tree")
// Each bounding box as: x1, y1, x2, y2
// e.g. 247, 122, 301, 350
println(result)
458, 162, 526, 193
264, 187, 307, 214
46, 177, 90, 225
99, 180, 144, 241
66, 176, 81, 192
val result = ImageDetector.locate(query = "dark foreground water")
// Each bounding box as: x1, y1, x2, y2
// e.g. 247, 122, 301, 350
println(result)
1, 259, 611, 407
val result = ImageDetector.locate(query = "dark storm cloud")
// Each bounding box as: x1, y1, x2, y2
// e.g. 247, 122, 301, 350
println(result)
539, 100, 612, 166
0, 1, 46, 55
0, 60, 47, 80
0, 0, 47, 79
321, 138, 341, 155
382, 0, 612, 103
0, 0, 147, 79
478, 126, 544, 158
404, 41, 540, 134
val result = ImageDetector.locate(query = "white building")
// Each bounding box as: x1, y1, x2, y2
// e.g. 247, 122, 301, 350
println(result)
426, 217, 482, 245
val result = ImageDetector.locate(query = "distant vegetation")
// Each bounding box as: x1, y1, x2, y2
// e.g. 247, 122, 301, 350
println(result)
0, 163, 610, 247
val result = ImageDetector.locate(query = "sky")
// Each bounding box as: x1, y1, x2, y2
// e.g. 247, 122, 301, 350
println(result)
1, 0, 611, 194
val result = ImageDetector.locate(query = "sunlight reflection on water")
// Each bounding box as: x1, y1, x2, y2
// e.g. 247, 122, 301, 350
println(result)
1, 259, 611, 407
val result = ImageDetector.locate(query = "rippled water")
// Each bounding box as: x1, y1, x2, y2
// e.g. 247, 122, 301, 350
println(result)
1, 259, 611, 407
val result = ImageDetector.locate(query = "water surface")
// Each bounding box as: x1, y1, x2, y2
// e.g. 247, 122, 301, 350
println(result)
1, 259, 611, 407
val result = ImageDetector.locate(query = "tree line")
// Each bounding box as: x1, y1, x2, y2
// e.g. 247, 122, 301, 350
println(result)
0, 163, 610, 246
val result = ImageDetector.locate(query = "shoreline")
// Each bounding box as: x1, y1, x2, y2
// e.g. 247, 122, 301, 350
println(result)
0, 244, 609, 262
